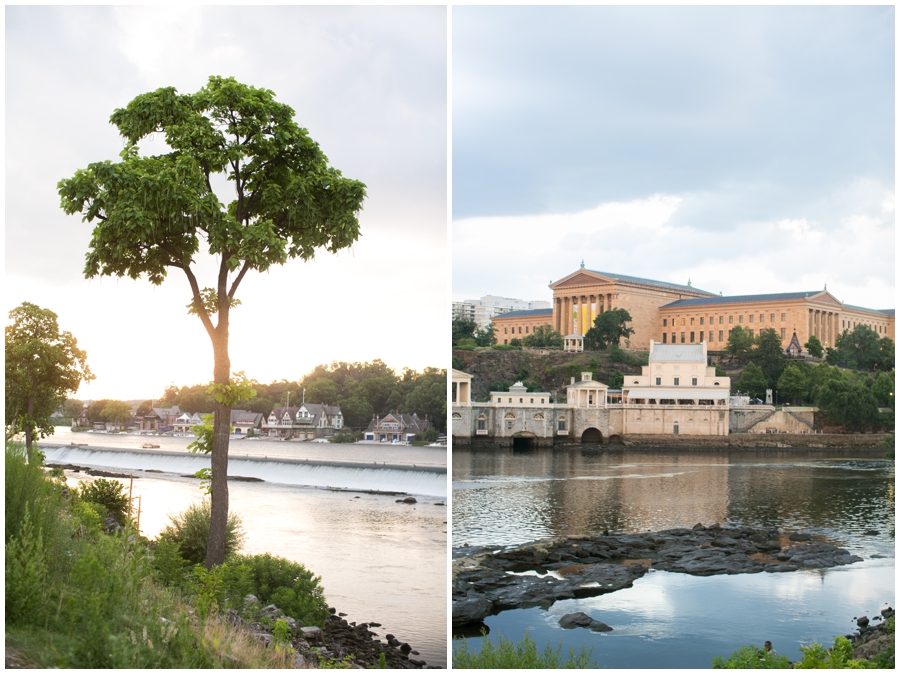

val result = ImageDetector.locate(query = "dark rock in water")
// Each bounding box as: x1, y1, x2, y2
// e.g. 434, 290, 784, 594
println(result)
881, 607, 894, 618
692, 523, 706, 531
400, 643, 412, 654
862, 529, 879, 536
857, 616, 870, 628
559, 611, 613, 631
396, 496, 417, 504
452, 597, 493, 626
788, 532, 811, 541
452, 524, 866, 626
228, 475, 264, 482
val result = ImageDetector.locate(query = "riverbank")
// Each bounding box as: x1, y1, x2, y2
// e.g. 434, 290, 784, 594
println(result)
458, 432, 891, 449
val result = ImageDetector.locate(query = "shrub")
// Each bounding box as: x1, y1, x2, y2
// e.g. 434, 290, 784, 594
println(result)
236, 552, 329, 627
158, 499, 245, 566
712, 645, 792, 668
78, 477, 130, 526
329, 431, 362, 443
453, 630, 595, 668
5, 505, 48, 625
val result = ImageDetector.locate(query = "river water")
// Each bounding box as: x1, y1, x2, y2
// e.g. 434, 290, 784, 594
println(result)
453, 446, 895, 668
42, 428, 448, 667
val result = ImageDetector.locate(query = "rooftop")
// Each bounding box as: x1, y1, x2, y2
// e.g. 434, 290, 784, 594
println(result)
649, 344, 707, 363
581, 268, 716, 295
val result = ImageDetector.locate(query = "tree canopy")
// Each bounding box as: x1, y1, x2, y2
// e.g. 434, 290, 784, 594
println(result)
522, 324, 563, 349
733, 362, 768, 399
826, 325, 894, 372
5, 303, 94, 451
725, 326, 756, 362
58, 77, 366, 568
804, 334, 824, 359
584, 309, 634, 350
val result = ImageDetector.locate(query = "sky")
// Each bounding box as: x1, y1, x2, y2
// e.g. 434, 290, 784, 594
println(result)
6, 6, 447, 401
452, 6, 895, 311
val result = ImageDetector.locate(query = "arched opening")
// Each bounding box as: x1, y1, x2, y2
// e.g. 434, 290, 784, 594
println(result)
512, 435, 536, 450
608, 434, 623, 445
581, 427, 603, 444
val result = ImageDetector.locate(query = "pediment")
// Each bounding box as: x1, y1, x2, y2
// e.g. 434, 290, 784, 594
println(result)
551, 271, 613, 290
808, 291, 844, 308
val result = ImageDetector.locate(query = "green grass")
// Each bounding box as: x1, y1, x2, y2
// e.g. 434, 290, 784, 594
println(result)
453, 630, 595, 668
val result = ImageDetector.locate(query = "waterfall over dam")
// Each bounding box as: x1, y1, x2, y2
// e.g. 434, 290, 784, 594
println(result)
41, 444, 447, 498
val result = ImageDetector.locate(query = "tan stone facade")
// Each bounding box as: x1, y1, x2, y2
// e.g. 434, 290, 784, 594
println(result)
488, 267, 894, 353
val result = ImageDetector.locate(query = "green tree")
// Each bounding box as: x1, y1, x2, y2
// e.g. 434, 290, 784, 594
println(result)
777, 363, 809, 404
726, 326, 756, 363
403, 369, 447, 432
804, 334, 824, 359
59, 77, 365, 568
522, 324, 564, 349
5, 303, 94, 452
452, 318, 477, 347
303, 378, 340, 406
100, 400, 133, 427
65, 398, 85, 420
734, 362, 768, 399
871, 371, 894, 408
608, 370, 624, 389
474, 324, 497, 347
877, 337, 895, 371
584, 309, 635, 350
135, 400, 153, 417
753, 328, 786, 387
816, 372, 880, 430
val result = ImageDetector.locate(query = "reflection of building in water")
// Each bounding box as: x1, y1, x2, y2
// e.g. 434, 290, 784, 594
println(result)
490, 265, 895, 350
452, 342, 731, 445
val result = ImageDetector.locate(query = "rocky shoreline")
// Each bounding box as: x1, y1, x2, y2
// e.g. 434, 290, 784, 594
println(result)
453, 523, 867, 626
229, 597, 441, 668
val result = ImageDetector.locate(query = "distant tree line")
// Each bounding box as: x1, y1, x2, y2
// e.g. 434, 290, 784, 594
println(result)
153, 360, 446, 432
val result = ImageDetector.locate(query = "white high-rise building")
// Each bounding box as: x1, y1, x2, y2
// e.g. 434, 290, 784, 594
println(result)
453, 295, 551, 330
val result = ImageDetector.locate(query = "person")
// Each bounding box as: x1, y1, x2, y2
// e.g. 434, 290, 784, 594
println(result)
764, 641, 778, 657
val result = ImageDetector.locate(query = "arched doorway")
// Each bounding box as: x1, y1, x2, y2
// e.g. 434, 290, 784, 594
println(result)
581, 427, 603, 444
608, 434, 623, 445
512, 433, 536, 450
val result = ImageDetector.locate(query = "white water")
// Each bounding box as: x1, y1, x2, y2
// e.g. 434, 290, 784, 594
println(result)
42, 445, 446, 498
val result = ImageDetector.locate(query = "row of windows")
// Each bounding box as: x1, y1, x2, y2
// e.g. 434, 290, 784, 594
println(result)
654, 377, 699, 386
662, 327, 788, 344
842, 319, 888, 335
663, 313, 787, 328
502, 325, 538, 335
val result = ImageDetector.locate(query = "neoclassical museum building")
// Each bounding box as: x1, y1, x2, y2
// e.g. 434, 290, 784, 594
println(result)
491, 264, 894, 352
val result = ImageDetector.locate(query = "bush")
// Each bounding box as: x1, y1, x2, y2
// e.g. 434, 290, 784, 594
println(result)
329, 431, 362, 443
78, 477, 130, 526
453, 630, 595, 668
712, 645, 792, 668
492, 344, 518, 351
158, 499, 245, 566
5, 505, 48, 625
235, 553, 329, 627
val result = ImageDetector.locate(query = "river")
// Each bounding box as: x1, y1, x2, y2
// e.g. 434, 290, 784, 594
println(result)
453, 446, 895, 668
42, 428, 448, 667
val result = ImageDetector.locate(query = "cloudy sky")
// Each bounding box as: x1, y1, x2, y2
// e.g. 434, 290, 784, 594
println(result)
453, 6, 895, 310
6, 6, 447, 400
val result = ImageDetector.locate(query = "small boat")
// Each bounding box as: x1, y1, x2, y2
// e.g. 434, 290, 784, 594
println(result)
141, 443, 160, 449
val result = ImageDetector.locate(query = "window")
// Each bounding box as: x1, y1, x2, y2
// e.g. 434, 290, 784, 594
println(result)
748, 315, 753, 323
690, 317, 695, 325
770, 314, 775, 322
674, 377, 680, 386
656, 377, 661, 385
719, 316, 723, 324
739, 315, 743, 323
719, 330, 724, 342
663, 318, 667, 327
519, 398, 523, 403
503, 339, 508, 345
692, 378, 698, 386
690, 331, 695, 343
700, 317, 704, 325
709, 330, 714, 342
671, 332, 676, 343
518, 327, 522, 334
699, 332, 704, 342
504, 327, 508, 334
662, 333, 667, 343
558, 417, 567, 431
477, 416, 485, 430
781, 313, 786, 321
780, 328, 786, 339
748, 329, 754, 337
729, 316, 734, 324
680, 332, 685, 343
525, 326, 529, 333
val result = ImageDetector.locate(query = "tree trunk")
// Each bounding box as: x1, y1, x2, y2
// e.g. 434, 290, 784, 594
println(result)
205, 331, 231, 569
25, 382, 36, 462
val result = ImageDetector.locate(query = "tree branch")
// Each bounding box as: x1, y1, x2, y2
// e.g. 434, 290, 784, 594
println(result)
228, 260, 251, 299
181, 266, 217, 341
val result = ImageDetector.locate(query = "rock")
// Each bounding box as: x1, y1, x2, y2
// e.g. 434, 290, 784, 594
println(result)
452, 597, 493, 625
301, 626, 324, 643
863, 529, 879, 536
396, 496, 417, 504
244, 594, 259, 606
881, 607, 893, 618
692, 523, 707, 531
857, 616, 870, 628
251, 632, 273, 647
788, 532, 811, 541
559, 611, 613, 631
400, 643, 412, 654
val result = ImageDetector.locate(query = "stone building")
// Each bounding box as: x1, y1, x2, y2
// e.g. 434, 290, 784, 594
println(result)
452, 342, 733, 445
489, 265, 894, 353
